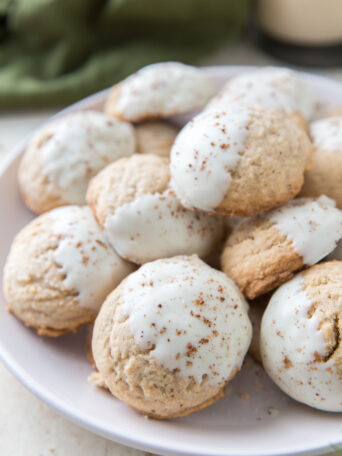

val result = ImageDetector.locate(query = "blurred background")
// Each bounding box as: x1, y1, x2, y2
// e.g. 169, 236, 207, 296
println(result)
0, 0, 342, 455
0, 0, 342, 108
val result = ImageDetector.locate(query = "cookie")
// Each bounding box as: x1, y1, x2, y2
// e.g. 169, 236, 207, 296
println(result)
91, 255, 252, 419
300, 117, 342, 208
135, 121, 179, 157
260, 261, 342, 412
206, 66, 315, 129
3, 206, 134, 336
104, 62, 215, 122
86, 154, 225, 264
170, 105, 312, 216
19, 111, 135, 214
221, 196, 342, 299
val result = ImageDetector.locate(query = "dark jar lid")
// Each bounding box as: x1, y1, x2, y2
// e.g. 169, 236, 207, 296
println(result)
254, 27, 342, 68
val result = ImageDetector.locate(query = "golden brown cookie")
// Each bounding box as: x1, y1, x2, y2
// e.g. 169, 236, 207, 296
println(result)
91, 255, 252, 419
221, 196, 342, 299
3, 206, 134, 336
86, 154, 224, 264
206, 66, 315, 128
171, 105, 312, 217
104, 62, 215, 122
261, 261, 342, 411
18, 111, 135, 214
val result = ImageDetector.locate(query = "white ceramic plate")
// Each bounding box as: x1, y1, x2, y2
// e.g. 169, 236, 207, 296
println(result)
0, 66, 342, 456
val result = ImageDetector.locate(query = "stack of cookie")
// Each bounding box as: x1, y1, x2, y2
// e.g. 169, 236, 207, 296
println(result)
3, 63, 342, 417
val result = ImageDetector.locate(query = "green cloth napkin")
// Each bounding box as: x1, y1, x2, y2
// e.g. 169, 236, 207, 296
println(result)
0, 0, 249, 107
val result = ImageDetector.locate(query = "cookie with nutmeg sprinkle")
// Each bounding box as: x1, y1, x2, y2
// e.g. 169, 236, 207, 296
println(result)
86, 154, 225, 265
170, 104, 312, 217
18, 111, 135, 214
221, 196, 342, 299
104, 62, 215, 122
3, 206, 134, 336
206, 66, 315, 131
91, 255, 252, 419
261, 261, 342, 412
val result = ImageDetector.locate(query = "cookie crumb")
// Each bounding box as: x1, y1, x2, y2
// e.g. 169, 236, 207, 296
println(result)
240, 392, 250, 400
254, 380, 264, 390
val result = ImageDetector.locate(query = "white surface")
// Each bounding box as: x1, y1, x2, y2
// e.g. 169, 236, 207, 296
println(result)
1, 44, 342, 456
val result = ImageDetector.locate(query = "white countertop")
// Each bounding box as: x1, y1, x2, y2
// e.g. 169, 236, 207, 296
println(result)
0, 39, 341, 456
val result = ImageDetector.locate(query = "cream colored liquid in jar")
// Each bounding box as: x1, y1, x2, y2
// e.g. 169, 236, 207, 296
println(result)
258, 0, 342, 45
256, 0, 342, 65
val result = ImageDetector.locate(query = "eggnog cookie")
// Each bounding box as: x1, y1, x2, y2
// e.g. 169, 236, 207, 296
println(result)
221, 196, 342, 299
86, 154, 224, 264
170, 105, 312, 216
300, 117, 342, 208
135, 121, 179, 157
104, 62, 215, 122
261, 261, 342, 412
3, 206, 134, 336
206, 67, 315, 129
19, 111, 135, 214
92, 255, 252, 419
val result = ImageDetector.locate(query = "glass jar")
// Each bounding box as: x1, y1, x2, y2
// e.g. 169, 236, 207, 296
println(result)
255, 0, 342, 66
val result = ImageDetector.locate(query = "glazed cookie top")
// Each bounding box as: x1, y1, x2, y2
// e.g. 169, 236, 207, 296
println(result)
110, 255, 252, 385
170, 107, 252, 211
87, 154, 170, 226
104, 62, 215, 122
40, 111, 135, 202
206, 67, 315, 120
50, 205, 134, 310
267, 196, 342, 265
261, 262, 342, 411
19, 110, 135, 209
87, 154, 224, 264
170, 104, 311, 215
310, 116, 342, 150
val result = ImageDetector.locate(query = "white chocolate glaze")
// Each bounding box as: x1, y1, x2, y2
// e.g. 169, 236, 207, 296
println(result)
40, 111, 135, 203
260, 274, 342, 411
268, 196, 342, 265
120, 255, 252, 385
113, 62, 215, 121
206, 67, 315, 120
50, 206, 134, 311
104, 190, 224, 264
170, 107, 251, 211
310, 117, 342, 151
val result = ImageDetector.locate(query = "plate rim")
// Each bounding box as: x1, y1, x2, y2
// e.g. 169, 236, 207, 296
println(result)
0, 65, 342, 456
